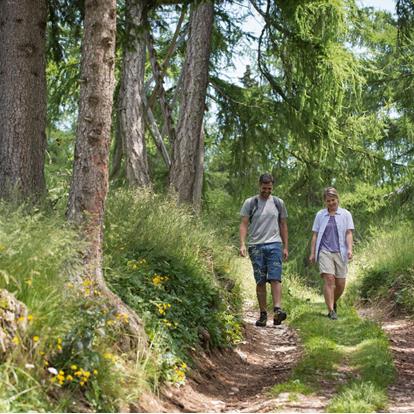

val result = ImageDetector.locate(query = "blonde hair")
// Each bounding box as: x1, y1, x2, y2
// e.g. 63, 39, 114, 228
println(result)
323, 187, 339, 200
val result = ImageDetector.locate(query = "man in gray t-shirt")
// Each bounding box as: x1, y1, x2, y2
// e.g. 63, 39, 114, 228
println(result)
240, 173, 289, 327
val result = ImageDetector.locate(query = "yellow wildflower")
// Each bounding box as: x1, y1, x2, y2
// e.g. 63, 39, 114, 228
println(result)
27, 314, 33, 322
25, 279, 33, 287
103, 352, 115, 362
93, 369, 98, 375
12, 336, 20, 345
66, 375, 74, 381
70, 364, 78, 370
32, 336, 39, 342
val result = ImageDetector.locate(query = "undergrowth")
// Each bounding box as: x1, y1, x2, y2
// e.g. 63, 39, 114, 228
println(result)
104, 189, 244, 385
347, 220, 414, 313
0, 193, 244, 412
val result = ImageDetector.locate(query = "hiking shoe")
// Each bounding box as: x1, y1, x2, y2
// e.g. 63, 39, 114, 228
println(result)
328, 310, 338, 320
273, 308, 287, 325
255, 311, 267, 327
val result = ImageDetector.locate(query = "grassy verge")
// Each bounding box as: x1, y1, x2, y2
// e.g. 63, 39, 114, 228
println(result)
346, 221, 414, 313
269, 274, 395, 412
0, 193, 244, 412
104, 189, 244, 384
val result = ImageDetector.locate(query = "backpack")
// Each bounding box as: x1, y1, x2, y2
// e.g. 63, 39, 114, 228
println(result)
248, 195, 283, 224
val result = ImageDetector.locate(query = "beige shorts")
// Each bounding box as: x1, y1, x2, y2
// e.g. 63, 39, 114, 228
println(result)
318, 250, 347, 278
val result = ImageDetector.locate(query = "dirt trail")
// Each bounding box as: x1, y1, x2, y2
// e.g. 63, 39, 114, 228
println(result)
381, 317, 414, 413
140, 303, 333, 413
137, 305, 414, 413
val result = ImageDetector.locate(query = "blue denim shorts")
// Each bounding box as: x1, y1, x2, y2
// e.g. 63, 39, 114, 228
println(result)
248, 242, 283, 285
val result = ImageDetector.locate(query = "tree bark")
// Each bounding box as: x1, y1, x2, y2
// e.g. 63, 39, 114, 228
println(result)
119, 0, 151, 187
67, 0, 145, 343
169, 0, 214, 207
0, 0, 47, 201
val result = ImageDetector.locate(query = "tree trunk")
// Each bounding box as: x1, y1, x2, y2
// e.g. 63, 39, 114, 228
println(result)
67, 0, 145, 343
193, 126, 205, 211
169, 0, 213, 207
0, 0, 47, 201
119, 0, 150, 187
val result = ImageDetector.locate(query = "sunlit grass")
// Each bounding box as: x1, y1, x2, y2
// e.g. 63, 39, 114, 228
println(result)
347, 221, 414, 312
269, 279, 395, 412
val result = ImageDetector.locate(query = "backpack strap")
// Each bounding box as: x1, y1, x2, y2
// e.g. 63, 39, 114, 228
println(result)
272, 196, 283, 225
248, 196, 259, 223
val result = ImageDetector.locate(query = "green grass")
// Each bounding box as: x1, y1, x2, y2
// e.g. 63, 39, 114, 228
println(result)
348, 221, 414, 313
104, 189, 244, 380
269, 273, 395, 412
0, 203, 160, 412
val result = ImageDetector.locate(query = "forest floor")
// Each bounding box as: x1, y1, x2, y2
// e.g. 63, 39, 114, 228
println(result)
137, 301, 414, 413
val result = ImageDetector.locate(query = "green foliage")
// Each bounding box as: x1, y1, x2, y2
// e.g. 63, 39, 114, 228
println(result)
349, 220, 414, 313
104, 189, 243, 375
0, 204, 152, 412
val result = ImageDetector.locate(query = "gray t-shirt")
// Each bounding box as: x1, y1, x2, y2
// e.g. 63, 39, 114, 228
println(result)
240, 196, 288, 245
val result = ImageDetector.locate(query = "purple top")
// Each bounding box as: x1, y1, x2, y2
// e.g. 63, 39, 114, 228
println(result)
320, 215, 340, 253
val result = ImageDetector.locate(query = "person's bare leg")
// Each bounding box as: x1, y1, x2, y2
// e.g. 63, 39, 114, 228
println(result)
323, 274, 336, 312
334, 278, 346, 304
270, 281, 282, 308
256, 282, 267, 312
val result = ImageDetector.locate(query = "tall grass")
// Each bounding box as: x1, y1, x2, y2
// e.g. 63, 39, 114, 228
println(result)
0, 203, 155, 412
349, 220, 414, 313
104, 189, 244, 381
0, 204, 81, 411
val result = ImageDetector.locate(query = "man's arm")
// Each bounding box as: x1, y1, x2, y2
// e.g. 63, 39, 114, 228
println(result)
239, 216, 249, 257
309, 231, 318, 263
280, 218, 289, 261
346, 229, 353, 260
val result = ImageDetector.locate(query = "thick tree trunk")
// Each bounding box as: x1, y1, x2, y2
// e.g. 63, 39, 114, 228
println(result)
67, 0, 145, 343
169, 1, 213, 207
0, 0, 47, 200
119, 0, 150, 187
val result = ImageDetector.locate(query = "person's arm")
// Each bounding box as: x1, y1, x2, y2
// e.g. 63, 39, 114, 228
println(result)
279, 218, 289, 260
309, 231, 318, 263
346, 229, 353, 260
239, 216, 249, 257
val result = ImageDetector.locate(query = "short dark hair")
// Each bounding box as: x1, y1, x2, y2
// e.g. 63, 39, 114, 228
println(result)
259, 173, 274, 184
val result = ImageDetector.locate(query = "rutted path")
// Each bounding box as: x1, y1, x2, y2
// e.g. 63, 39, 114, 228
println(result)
140, 304, 335, 413
137, 304, 414, 413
